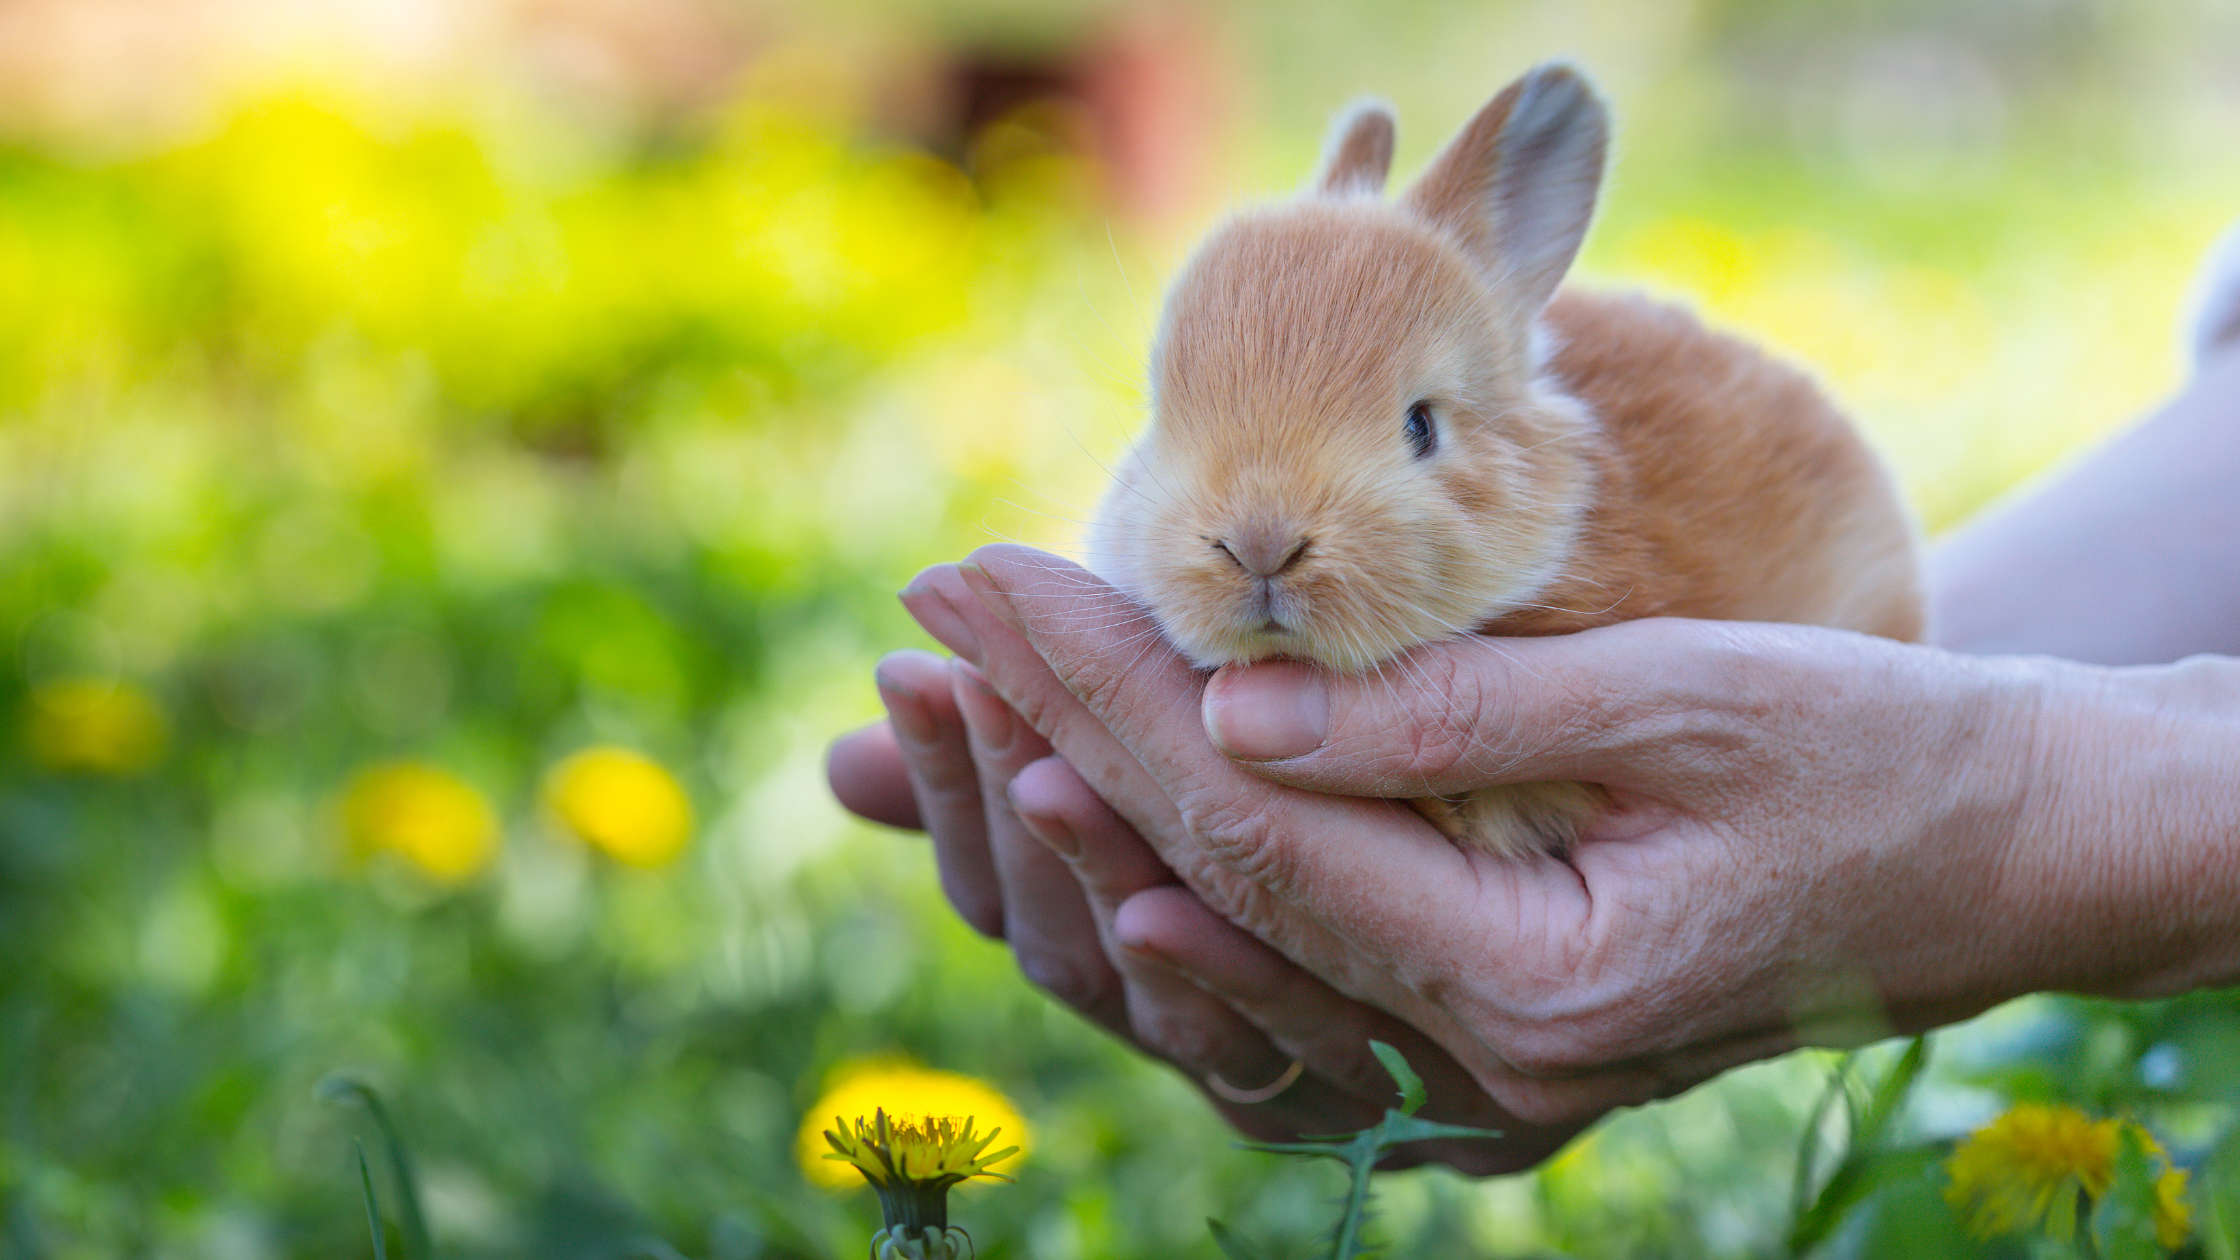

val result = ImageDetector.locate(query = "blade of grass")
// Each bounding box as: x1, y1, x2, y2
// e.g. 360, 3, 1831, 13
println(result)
319, 1075, 431, 1259
355, 1140, 390, 1260
1791, 1053, 1853, 1226
1789, 1038, 1932, 1253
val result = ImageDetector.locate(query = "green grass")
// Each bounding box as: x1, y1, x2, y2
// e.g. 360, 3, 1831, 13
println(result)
6, 15, 2240, 1254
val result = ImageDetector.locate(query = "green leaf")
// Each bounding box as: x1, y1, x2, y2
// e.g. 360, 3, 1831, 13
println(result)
1788, 1143, 1948, 1254
1228, 1039, 1499, 1260
1236, 1140, 1359, 1163
1370, 1116, 1505, 1146
2046, 1179, 2079, 1244
320, 1075, 431, 1259
354, 1140, 390, 1260
1854, 1038, 1929, 1152
1791, 1053, 1854, 1227
1788, 1039, 1932, 1254
1368, 1042, 1426, 1116
2090, 1126, 2167, 1260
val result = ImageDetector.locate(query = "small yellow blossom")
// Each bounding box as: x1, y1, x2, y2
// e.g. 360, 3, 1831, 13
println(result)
1944, 1103, 2190, 1248
541, 745, 692, 867
797, 1059, 1030, 1191
2153, 1165, 2193, 1250
26, 678, 169, 776
340, 762, 499, 885
823, 1109, 1018, 1247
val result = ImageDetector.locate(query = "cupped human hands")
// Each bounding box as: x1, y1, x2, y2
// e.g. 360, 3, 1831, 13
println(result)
831, 543, 2229, 1168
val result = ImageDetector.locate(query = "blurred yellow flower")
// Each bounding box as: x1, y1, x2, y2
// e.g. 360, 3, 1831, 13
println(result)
340, 762, 499, 885
25, 677, 169, 776
797, 1060, 1030, 1191
1944, 1103, 2190, 1248
542, 745, 692, 867
2155, 1164, 2194, 1249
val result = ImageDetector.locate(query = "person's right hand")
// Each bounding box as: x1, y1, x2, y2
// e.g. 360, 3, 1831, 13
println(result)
839, 545, 2240, 1174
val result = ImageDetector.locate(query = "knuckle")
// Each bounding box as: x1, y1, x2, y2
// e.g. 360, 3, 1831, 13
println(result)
1395, 651, 1489, 781
1064, 654, 1138, 727
1178, 792, 1292, 890
1499, 1024, 1600, 1081
1016, 947, 1117, 1014
912, 741, 982, 800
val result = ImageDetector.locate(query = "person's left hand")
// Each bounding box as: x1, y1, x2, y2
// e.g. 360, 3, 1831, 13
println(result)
830, 590, 1560, 1170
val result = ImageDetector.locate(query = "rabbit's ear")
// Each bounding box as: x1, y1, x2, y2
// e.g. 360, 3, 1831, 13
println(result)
1404, 63, 1606, 312
1310, 99, 1396, 197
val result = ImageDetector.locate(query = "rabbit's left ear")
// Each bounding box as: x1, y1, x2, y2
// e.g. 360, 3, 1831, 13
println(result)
1404, 63, 1607, 312
1310, 99, 1396, 196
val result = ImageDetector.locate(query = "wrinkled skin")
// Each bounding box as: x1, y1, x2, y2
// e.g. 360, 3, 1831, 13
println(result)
828, 539, 2240, 1170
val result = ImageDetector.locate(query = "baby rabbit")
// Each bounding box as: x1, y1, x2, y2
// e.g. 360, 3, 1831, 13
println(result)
1084, 63, 1924, 858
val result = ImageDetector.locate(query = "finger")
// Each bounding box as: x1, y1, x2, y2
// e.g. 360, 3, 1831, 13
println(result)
1001, 754, 1377, 1125
876, 650, 1003, 938
910, 560, 1444, 1010
915, 553, 1535, 1082
900, 565, 1191, 874
826, 723, 923, 830
906, 562, 1385, 1005
1004, 754, 1172, 907
953, 547, 1566, 989
1114, 886, 1607, 1174
1113, 885, 1505, 1120
949, 660, 1127, 1029
1199, 621, 1752, 798
912, 573, 1604, 1160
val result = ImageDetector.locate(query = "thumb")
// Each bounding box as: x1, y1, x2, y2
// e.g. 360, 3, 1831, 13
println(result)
1201, 618, 1758, 797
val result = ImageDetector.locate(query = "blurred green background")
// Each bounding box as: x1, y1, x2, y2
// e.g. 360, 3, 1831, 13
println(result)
6, 1, 2240, 1256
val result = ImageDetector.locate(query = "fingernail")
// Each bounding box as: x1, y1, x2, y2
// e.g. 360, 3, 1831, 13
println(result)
873, 663, 937, 744
949, 659, 1015, 752
899, 579, 983, 665
1113, 925, 1171, 966
1203, 662, 1328, 761
955, 558, 1024, 632
1021, 807, 1081, 860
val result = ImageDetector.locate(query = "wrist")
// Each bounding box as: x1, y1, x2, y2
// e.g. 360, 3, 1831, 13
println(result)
2001, 656, 2240, 1001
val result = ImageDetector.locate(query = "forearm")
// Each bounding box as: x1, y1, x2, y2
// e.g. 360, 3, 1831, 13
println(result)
1932, 351, 2240, 663
1997, 654, 2240, 1001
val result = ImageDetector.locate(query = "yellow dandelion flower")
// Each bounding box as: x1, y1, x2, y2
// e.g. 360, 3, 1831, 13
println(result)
823, 1108, 1018, 1250
1944, 1103, 2189, 1248
797, 1059, 1030, 1191
542, 745, 692, 867
26, 678, 169, 776
2153, 1166, 2193, 1250
340, 762, 499, 885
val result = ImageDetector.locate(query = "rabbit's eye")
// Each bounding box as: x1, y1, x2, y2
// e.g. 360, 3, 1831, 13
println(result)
1403, 401, 1437, 459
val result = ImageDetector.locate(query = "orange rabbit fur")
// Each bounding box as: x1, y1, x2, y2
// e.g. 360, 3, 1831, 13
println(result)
1084, 63, 1923, 857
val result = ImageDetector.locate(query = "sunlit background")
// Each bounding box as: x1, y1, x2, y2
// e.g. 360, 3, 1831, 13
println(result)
6, 1, 2240, 1256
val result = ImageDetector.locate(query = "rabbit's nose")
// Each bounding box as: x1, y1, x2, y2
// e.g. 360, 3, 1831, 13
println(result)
1215, 524, 1311, 578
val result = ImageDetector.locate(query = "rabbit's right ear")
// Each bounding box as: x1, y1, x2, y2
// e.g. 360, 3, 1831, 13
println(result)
1310, 99, 1396, 197
1404, 63, 1607, 314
